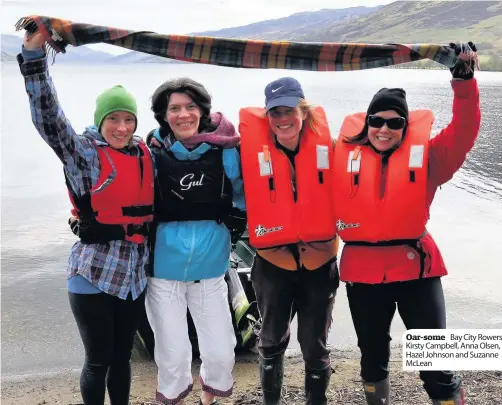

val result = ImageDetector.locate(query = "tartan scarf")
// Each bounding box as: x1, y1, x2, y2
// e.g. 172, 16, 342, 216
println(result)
15, 15, 460, 70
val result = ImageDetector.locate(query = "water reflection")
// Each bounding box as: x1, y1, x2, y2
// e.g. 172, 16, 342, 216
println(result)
456, 82, 502, 201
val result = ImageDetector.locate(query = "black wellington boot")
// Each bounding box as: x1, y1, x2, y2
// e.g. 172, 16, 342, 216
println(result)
305, 365, 332, 405
362, 378, 390, 405
259, 354, 284, 405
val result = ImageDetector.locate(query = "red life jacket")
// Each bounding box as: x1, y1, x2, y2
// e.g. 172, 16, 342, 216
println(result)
239, 106, 336, 249
333, 109, 435, 281
69, 142, 154, 244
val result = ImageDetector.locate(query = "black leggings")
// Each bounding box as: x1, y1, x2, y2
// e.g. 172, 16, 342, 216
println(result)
69, 290, 146, 405
252, 255, 339, 370
346, 277, 461, 400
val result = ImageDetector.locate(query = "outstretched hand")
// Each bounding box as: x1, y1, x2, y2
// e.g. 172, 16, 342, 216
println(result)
449, 42, 479, 80
23, 31, 45, 51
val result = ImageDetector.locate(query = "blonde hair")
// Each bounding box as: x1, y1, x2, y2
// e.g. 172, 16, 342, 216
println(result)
297, 98, 325, 136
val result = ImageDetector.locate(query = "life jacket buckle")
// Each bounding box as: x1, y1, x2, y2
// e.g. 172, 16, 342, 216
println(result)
126, 223, 150, 237
263, 145, 270, 162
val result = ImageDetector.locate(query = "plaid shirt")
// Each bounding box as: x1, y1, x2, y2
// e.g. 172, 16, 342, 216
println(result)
19, 54, 148, 300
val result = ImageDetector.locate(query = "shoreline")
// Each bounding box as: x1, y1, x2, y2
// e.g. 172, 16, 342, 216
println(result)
2, 59, 502, 72
2, 348, 502, 405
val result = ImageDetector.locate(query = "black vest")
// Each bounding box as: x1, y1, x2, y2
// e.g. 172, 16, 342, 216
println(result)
152, 146, 233, 222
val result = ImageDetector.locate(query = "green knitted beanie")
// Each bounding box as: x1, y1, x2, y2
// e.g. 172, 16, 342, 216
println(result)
94, 85, 138, 130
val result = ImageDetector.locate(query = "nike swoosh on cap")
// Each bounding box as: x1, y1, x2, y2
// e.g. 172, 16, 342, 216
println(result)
271, 86, 283, 93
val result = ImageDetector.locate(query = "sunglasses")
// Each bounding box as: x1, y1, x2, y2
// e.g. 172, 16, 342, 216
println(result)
367, 115, 406, 130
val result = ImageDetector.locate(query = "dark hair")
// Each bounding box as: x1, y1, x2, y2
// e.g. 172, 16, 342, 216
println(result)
150, 77, 214, 135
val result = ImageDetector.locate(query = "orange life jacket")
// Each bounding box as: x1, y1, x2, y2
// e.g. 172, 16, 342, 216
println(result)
333, 109, 434, 243
239, 106, 336, 249
69, 142, 154, 244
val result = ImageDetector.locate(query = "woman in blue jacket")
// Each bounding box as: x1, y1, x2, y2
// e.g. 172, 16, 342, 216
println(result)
145, 77, 246, 405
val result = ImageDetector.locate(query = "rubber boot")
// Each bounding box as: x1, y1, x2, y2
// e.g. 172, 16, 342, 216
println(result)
431, 387, 466, 405
363, 378, 390, 405
259, 354, 284, 405
305, 365, 332, 405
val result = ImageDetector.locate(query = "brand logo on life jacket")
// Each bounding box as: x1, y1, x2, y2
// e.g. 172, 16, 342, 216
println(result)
180, 173, 204, 191
255, 224, 284, 237
336, 219, 360, 231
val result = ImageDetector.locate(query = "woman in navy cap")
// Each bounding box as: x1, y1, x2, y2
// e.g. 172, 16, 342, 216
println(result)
239, 77, 339, 405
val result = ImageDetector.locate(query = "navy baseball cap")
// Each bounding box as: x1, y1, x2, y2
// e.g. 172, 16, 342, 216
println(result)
264, 77, 305, 112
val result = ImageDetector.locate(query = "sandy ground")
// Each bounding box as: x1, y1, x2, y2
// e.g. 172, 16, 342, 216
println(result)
2, 348, 502, 405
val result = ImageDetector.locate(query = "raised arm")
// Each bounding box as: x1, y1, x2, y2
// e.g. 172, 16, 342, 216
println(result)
19, 32, 98, 195
428, 42, 481, 187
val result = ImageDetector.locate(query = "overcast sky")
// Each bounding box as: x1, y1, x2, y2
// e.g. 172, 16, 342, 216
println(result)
2, 0, 394, 53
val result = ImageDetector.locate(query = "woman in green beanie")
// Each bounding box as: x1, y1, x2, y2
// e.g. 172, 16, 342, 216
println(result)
20, 32, 154, 405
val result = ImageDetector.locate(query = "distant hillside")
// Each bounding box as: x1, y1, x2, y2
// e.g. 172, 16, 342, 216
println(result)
2, 34, 24, 54
197, 1, 501, 51
1, 34, 113, 63
2, 50, 16, 62
190, 6, 380, 40
300, 1, 502, 49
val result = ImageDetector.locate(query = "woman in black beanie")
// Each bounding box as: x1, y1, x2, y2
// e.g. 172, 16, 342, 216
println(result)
332, 42, 480, 405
